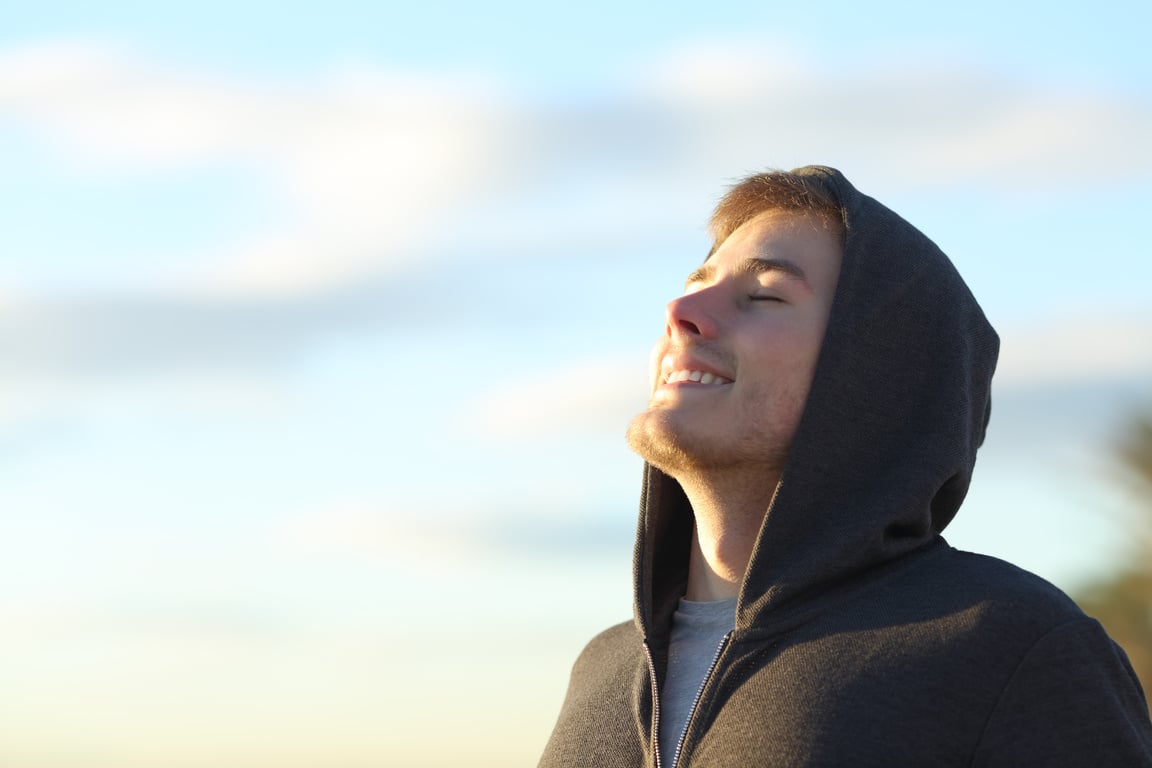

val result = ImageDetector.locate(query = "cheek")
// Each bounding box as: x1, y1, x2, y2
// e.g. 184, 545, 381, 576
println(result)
741, 333, 825, 405
737, 370, 814, 448
778, 320, 830, 374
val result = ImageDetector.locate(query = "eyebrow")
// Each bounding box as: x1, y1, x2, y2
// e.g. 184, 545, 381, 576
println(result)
685, 257, 810, 289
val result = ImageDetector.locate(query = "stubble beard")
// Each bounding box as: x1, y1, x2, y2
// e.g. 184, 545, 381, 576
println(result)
624, 397, 794, 482
625, 408, 697, 477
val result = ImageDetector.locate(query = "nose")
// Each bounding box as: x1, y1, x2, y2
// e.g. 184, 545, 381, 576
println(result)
664, 288, 720, 341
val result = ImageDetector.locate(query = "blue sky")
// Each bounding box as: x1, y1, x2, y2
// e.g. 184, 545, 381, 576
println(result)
2, 2, 1151, 766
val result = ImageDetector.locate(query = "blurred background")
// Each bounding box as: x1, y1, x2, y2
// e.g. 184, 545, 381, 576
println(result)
1, 2, 1150, 766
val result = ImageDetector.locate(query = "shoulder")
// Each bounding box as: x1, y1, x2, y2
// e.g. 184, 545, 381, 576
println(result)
939, 546, 1074, 596
570, 619, 643, 681
841, 544, 1110, 680
927, 544, 1086, 626
558, 619, 646, 720
972, 615, 1152, 765
539, 620, 648, 767
848, 542, 1087, 647
928, 548, 1152, 763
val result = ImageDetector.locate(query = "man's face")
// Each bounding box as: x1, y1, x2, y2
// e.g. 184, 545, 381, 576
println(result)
626, 209, 842, 477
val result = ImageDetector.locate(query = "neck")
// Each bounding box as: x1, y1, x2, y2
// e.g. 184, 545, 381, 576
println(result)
678, 467, 780, 601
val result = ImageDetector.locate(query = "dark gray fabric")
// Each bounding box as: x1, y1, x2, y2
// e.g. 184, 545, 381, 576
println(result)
538, 166, 1152, 767
659, 599, 737, 766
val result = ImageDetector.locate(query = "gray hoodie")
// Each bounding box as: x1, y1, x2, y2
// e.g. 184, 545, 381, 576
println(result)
538, 166, 1152, 767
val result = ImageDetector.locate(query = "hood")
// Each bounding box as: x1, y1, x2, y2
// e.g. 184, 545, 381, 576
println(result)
633, 166, 1000, 640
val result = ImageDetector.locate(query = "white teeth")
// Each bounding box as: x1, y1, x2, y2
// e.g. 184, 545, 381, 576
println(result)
664, 369, 731, 385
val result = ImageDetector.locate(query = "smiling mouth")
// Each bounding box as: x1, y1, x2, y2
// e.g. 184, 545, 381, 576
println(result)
663, 369, 734, 386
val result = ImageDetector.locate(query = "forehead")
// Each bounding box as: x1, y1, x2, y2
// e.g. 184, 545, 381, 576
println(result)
704, 209, 843, 288
711, 209, 837, 260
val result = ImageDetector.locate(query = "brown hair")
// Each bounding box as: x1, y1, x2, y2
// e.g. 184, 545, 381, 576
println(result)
708, 171, 845, 256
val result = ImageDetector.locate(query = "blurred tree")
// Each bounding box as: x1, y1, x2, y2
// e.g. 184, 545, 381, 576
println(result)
1075, 407, 1152, 711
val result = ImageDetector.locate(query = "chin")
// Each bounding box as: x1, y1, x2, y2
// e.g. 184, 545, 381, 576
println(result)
625, 409, 700, 476
627, 406, 793, 479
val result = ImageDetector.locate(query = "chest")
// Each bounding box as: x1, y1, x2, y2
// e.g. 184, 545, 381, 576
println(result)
667, 626, 1010, 767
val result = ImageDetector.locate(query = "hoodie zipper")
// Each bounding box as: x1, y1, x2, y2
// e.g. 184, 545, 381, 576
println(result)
642, 641, 663, 768
645, 631, 733, 768
670, 631, 732, 768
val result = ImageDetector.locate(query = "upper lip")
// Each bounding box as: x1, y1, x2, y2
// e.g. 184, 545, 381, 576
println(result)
659, 353, 734, 385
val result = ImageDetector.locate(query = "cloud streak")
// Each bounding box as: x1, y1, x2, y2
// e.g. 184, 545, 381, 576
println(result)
2, 38, 1149, 397
269, 497, 634, 562
0, 40, 516, 297
632, 41, 1152, 183
469, 357, 649, 438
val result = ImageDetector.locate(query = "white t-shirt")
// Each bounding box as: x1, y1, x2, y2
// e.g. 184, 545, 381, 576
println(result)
658, 597, 737, 766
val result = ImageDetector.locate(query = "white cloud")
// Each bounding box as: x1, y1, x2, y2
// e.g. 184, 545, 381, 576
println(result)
470, 357, 649, 438
995, 313, 1152, 387
639, 41, 821, 104
267, 495, 633, 562
5, 38, 1150, 304
270, 500, 474, 560
421, 42, 1152, 261
0, 41, 516, 297
632, 41, 1152, 184
3, 38, 1150, 392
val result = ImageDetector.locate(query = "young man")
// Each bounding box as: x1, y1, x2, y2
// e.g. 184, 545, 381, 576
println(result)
539, 166, 1152, 767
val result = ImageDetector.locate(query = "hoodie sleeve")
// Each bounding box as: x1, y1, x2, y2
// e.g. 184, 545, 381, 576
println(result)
972, 617, 1152, 767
